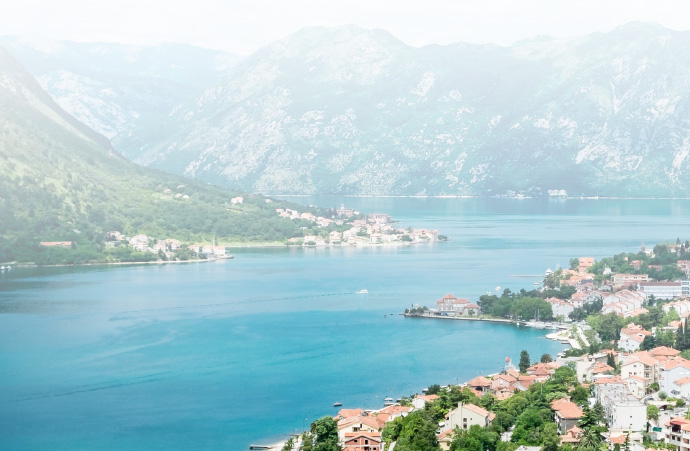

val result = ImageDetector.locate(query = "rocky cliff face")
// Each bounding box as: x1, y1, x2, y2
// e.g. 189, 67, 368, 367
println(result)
11, 23, 690, 197
0, 37, 236, 153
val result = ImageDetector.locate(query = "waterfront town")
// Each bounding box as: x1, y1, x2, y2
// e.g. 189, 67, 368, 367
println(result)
277, 204, 441, 247
271, 240, 690, 451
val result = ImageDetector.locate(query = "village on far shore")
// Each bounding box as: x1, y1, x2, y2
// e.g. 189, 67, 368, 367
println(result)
270, 239, 690, 451
278, 204, 443, 247
29, 203, 443, 266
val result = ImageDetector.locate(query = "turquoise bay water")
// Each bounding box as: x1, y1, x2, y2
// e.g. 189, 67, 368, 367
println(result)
1, 198, 690, 450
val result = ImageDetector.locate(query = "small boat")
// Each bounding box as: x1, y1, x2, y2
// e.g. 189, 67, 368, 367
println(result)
249, 446, 271, 450
495, 286, 501, 291
383, 397, 395, 407
333, 402, 342, 407
357, 289, 368, 294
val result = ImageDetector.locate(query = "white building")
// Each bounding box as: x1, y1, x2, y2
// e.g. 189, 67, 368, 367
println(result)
619, 324, 651, 352
638, 281, 687, 300
446, 403, 495, 430
595, 382, 646, 431
601, 290, 647, 317
545, 297, 575, 319
412, 394, 439, 410
659, 359, 690, 398
575, 353, 610, 382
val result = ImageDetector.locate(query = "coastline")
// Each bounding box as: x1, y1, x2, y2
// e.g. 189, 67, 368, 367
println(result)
271, 194, 690, 200
12, 255, 234, 269
403, 311, 581, 348
258, 316, 572, 449
11, 240, 443, 269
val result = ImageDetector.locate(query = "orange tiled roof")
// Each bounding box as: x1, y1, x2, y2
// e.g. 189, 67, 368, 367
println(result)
592, 363, 614, 373
414, 394, 439, 402
651, 346, 681, 357
609, 435, 627, 445
467, 376, 492, 387
551, 399, 583, 419
337, 408, 364, 419
379, 405, 412, 415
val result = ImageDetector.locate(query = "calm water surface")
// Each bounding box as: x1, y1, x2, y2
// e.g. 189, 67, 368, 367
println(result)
1, 198, 689, 450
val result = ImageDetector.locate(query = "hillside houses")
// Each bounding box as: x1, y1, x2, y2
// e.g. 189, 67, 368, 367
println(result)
103, 230, 230, 261
601, 290, 648, 317
619, 324, 651, 352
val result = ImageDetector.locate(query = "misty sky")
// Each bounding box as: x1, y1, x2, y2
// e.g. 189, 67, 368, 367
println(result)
5, 0, 690, 54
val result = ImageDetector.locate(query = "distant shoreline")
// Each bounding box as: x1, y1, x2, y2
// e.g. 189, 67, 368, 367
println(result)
10, 240, 440, 268
12, 255, 234, 269
271, 194, 690, 200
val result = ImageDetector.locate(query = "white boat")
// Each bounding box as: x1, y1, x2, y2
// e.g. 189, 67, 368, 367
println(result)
357, 289, 368, 294
383, 397, 395, 407
333, 402, 342, 407
495, 286, 501, 291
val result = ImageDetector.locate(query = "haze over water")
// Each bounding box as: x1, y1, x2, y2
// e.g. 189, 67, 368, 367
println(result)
1, 197, 689, 450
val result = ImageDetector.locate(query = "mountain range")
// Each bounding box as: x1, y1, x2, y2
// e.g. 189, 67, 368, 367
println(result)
5, 22, 690, 197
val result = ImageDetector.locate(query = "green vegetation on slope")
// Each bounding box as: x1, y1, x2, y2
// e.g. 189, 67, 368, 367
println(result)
0, 45, 331, 265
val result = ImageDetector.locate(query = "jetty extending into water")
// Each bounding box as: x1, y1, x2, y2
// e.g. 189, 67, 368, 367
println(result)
403, 312, 583, 348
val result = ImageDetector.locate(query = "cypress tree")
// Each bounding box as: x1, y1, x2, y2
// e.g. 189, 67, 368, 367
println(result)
519, 350, 531, 373
606, 352, 616, 369
684, 317, 690, 351
676, 323, 685, 351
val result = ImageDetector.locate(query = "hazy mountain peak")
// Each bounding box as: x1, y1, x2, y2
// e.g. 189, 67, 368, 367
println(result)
9, 23, 690, 197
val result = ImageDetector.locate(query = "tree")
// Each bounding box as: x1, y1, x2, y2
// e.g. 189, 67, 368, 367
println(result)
427, 384, 441, 395
541, 422, 561, 451
571, 386, 590, 405
309, 417, 341, 451
647, 405, 659, 421
519, 350, 531, 373
606, 353, 616, 369
667, 307, 681, 323
394, 411, 440, 451
541, 353, 553, 363
640, 334, 657, 351
301, 432, 314, 451
576, 428, 603, 451
282, 437, 295, 451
